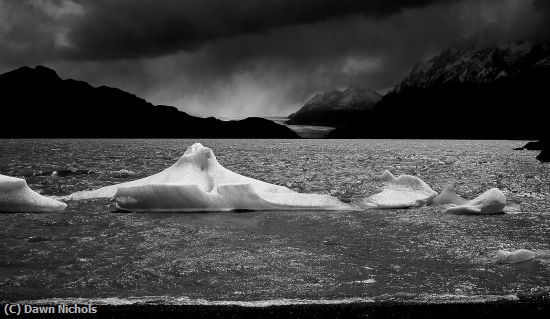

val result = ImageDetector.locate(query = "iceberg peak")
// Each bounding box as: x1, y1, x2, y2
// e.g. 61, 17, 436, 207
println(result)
178, 143, 219, 171
379, 170, 396, 182
432, 185, 468, 206
183, 143, 209, 156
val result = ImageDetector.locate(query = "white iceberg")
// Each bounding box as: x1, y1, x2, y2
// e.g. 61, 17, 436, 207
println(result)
360, 170, 437, 208
0, 174, 67, 212
67, 143, 352, 212
496, 249, 536, 264
431, 185, 468, 206
436, 187, 506, 215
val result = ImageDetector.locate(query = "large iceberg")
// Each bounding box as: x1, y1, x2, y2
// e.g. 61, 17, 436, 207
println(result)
67, 143, 352, 212
0, 174, 66, 212
360, 170, 437, 208
434, 187, 506, 215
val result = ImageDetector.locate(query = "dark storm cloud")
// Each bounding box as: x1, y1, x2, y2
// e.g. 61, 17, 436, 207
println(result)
1, 0, 549, 117
47, 0, 549, 117
64, 0, 454, 60
0, 0, 85, 69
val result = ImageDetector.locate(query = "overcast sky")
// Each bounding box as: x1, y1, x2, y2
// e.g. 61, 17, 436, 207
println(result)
1, 0, 548, 117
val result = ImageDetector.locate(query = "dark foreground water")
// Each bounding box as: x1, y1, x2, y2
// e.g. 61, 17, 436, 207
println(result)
0, 139, 549, 305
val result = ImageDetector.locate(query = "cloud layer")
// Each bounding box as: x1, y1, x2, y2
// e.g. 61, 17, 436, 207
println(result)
1, 0, 549, 117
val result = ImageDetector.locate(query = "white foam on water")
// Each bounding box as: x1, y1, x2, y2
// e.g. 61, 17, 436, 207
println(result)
21, 296, 375, 307
413, 293, 519, 303
19, 293, 521, 307
352, 279, 377, 284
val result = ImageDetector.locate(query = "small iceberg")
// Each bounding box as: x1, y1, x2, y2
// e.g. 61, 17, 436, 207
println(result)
109, 169, 136, 178
431, 185, 468, 206
0, 174, 67, 212
359, 171, 507, 213
360, 170, 437, 208
67, 143, 352, 212
435, 187, 506, 215
496, 249, 536, 264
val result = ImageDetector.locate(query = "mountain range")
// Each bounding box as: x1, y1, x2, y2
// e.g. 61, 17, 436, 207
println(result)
328, 41, 550, 140
0, 66, 299, 138
2, 40, 549, 145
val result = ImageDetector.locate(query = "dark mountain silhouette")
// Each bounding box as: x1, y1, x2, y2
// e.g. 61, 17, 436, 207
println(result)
328, 42, 550, 142
286, 86, 381, 126
537, 140, 549, 162
514, 140, 549, 162
514, 141, 544, 150
0, 66, 299, 138
537, 139, 550, 162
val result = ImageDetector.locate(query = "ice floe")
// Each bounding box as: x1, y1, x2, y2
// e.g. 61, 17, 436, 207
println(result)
360, 170, 437, 208
61, 145, 510, 213
431, 185, 468, 206
67, 143, 352, 212
0, 174, 66, 212
496, 249, 536, 264
358, 171, 507, 213
437, 188, 506, 215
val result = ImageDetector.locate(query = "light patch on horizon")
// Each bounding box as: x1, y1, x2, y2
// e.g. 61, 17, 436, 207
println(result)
152, 71, 303, 118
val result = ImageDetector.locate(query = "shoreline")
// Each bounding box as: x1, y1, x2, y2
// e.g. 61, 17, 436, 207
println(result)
9, 298, 550, 319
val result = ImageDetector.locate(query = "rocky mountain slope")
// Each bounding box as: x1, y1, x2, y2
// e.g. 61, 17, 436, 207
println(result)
0, 66, 299, 138
396, 41, 547, 90
286, 87, 381, 126
328, 41, 550, 140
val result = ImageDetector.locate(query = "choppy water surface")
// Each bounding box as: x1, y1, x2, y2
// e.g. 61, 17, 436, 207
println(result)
0, 139, 549, 304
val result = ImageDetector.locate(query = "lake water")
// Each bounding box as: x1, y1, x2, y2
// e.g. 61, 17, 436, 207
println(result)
264, 117, 335, 138
0, 139, 549, 305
